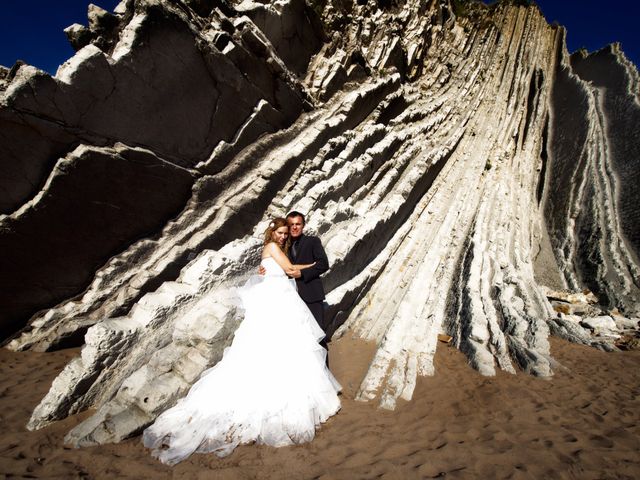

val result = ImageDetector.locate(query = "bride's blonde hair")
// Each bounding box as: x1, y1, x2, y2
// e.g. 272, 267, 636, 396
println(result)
263, 217, 290, 253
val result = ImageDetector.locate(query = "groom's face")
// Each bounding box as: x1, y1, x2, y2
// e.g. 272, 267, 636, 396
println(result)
287, 215, 304, 239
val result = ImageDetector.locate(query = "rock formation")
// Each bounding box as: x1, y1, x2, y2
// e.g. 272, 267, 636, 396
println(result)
0, 0, 309, 338
1, 0, 638, 446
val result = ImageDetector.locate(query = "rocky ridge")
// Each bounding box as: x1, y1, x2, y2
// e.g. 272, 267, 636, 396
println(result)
0, 0, 638, 446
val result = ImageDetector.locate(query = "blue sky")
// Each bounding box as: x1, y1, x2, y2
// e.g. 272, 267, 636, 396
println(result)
535, 0, 640, 66
0, 1, 638, 74
0, 0, 120, 74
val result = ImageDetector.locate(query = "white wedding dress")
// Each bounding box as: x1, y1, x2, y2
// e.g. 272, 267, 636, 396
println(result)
143, 256, 341, 465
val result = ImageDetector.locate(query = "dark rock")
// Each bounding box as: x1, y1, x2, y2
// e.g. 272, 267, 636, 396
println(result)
0, 144, 194, 339
545, 38, 640, 315
0, 0, 310, 336
64, 24, 94, 52
87, 4, 120, 33
237, 0, 325, 75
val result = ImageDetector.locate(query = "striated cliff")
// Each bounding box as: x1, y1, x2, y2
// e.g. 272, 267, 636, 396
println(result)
0, 0, 638, 446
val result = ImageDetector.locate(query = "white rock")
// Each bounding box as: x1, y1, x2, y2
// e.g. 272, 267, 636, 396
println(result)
613, 316, 640, 330
580, 316, 618, 333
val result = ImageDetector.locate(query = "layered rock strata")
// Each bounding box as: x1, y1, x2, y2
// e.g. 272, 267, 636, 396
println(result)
0, 0, 311, 337
545, 43, 640, 316
1, 0, 638, 446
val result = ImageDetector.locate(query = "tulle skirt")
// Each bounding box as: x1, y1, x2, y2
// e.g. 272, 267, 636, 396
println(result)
143, 274, 341, 465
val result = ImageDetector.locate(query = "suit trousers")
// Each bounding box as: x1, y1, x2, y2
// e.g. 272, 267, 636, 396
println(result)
306, 301, 328, 353
306, 301, 325, 331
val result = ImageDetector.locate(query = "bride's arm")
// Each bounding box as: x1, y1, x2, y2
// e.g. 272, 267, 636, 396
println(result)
292, 262, 315, 270
264, 243, 314, 276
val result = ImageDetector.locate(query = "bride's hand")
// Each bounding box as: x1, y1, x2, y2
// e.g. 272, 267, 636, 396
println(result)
289, 269, 302, 279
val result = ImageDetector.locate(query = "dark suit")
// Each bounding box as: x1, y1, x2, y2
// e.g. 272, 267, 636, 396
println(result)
288, 234, 329, 331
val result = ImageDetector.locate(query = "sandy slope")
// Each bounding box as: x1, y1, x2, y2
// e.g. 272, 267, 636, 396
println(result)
1, 336, 639, 479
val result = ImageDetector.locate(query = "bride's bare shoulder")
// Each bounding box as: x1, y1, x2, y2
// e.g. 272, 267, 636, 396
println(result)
261, 242, 277, 258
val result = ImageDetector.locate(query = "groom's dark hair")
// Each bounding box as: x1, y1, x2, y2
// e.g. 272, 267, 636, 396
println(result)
286, 211, 306, 225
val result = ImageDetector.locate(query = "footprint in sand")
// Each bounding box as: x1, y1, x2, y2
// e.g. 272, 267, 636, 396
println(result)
588, 434, 614, 448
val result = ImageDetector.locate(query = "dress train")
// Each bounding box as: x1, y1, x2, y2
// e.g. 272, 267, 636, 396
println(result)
143, 257, 341, 464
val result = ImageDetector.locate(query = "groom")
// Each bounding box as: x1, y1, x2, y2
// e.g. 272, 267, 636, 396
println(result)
285, 211, 330, 334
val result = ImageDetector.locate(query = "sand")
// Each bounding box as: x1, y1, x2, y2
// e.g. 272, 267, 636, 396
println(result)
1, 336, 639, 479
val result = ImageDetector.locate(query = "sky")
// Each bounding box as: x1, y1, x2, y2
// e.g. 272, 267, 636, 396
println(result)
534, 0, 640, 67
0, 0, 638, 74
0, 0, 121, 74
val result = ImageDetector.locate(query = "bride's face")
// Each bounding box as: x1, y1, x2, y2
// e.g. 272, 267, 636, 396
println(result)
271, 226, 289, 246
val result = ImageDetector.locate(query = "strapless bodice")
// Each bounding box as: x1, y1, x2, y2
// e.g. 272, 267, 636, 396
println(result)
260, 256, 286, 277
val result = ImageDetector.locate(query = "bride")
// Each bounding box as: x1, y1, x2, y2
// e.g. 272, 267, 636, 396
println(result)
143, 217, 341, 464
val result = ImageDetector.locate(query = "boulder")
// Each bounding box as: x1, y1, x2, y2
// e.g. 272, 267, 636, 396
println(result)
580, 316, 619, 336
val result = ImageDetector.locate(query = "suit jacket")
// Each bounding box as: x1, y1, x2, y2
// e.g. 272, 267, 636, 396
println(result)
288, 234, 329, 304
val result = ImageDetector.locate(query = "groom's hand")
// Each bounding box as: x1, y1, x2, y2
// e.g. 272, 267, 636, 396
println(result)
258, 265, 266, 275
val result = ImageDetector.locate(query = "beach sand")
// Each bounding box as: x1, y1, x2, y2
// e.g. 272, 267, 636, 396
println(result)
1, 336, 639, 479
